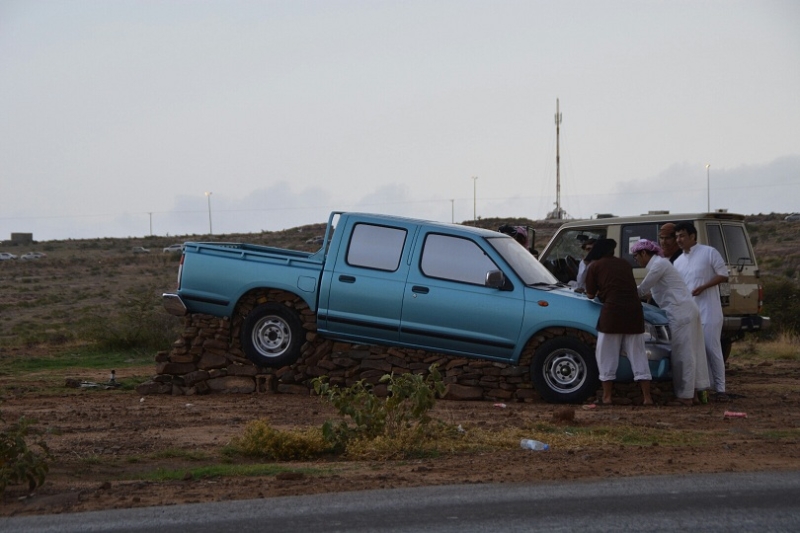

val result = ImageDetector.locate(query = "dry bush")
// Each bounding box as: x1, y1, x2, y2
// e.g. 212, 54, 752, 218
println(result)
229, 420, 327, 460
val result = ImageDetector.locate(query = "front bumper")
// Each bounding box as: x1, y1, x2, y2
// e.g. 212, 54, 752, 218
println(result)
162, 293, 188, 316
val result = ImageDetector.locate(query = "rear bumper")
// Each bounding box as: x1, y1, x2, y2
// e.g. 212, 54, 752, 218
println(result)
723, 315, 770, 333
162, 293, 188, 316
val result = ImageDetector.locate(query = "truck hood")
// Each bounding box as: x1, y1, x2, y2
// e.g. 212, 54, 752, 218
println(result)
545, 285, 669, 326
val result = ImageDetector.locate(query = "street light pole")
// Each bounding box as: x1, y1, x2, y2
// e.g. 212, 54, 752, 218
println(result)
472, 176, 478, 226
706, 164, 710, 212
450, 199, 454, 223
205, 191, 213, 235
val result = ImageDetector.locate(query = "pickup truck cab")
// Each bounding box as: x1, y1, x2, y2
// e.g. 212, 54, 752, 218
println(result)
163, 212, 671, 403
538, 211, 769, 359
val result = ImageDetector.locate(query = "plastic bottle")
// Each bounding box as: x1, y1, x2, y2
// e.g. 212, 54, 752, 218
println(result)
520, 438, 550, 451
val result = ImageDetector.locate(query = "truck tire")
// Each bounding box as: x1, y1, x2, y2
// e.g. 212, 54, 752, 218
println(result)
530, 336, 599, 403
240, 303, 304, 368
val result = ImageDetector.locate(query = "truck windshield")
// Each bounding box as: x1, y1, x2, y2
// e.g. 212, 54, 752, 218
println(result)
487, 237, 560, 286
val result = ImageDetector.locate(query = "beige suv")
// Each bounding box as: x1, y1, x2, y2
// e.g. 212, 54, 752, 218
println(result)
538, 211, 770, 358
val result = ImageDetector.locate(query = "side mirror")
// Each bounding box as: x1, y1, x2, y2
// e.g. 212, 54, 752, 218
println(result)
485, 270, 505, 288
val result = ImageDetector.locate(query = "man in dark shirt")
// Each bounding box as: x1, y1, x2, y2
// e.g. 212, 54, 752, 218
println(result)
585, 239, 653, 405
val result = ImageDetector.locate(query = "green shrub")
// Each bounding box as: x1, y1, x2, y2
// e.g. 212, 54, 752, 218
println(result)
0, 413, 52, 494
312, 365, 445, 454
762, 277, 800, 335
79, 284, 182, 351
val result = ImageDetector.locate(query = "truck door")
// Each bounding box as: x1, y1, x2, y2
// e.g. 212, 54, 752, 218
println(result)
318, 220, 415, 345
399, 232, 523, 361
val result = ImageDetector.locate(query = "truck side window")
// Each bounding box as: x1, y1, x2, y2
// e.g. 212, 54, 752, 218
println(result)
347, 223, 407, 271
421, 234, 497, 285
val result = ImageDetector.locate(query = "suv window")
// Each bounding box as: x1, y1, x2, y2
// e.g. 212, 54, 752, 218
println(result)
706, 223, 754, 266
620, 223, 660, 266
541, 229, 606, 283
347, 223, 407, 271
724, 224, 754, 266
421, 234, 497, 285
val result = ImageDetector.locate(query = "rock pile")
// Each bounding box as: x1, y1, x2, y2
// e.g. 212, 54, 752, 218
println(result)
137, 288, 671, 403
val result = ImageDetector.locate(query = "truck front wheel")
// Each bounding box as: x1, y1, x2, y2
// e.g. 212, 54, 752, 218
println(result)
530, 336, 599, 403
241, 303, 304, 367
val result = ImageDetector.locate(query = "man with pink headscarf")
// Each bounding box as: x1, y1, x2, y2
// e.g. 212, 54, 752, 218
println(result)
631, 239, 710, 405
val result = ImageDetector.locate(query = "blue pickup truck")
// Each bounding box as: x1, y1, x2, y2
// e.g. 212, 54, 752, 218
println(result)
163, 212, 671, 403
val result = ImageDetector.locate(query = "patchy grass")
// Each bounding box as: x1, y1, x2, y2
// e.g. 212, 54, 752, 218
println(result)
756, 429, 800, 441
732, 331, 800, 362
136, 463, 323, 482
148, 449, 212, 462
0, 348, 154, 376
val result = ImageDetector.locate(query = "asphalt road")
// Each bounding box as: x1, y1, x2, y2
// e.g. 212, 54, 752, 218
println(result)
4, 471, 800, 532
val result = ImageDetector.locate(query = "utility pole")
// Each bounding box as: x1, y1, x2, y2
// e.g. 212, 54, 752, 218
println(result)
555, 98, 563, 220
205, 192, 213, 235
472, 176, 478, 225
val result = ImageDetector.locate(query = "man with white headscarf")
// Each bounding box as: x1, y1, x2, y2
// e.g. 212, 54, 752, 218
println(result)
631, 239, 710, 405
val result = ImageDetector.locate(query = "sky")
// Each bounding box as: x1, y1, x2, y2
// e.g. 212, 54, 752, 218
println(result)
1, 0, 799, 242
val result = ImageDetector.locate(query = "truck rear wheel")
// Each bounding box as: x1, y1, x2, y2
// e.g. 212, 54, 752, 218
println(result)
241, 303, 304, 367
530, 336, 599, 403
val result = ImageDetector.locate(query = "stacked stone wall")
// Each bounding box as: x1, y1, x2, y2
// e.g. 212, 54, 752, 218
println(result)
137, 289, 674, 403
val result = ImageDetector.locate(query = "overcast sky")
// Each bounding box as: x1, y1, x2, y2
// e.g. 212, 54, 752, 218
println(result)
1, 0, 799, 242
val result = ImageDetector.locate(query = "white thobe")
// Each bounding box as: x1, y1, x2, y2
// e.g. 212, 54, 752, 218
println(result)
674, 244, 729, 393
575, 260, 588, 290
637, 256, 710, 398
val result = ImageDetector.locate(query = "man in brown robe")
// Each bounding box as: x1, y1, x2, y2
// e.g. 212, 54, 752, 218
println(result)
585, 239, 653, 405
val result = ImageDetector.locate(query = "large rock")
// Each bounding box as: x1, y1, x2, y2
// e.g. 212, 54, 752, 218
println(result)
207, 376, 256, 393
444, 383, 484, 401
136, 381, 173, 396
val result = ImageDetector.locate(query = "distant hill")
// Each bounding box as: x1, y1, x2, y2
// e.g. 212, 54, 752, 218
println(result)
1, 213, 797, 351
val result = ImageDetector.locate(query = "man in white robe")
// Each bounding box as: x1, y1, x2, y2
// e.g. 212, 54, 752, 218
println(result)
673, 222, 729, 399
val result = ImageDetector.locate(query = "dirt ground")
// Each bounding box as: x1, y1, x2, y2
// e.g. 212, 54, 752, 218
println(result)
2, 357, 799, 517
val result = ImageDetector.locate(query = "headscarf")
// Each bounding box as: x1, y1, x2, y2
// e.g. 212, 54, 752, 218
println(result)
630, 238, 663, 257
584, 238, 616, 262
498, 224, 529, 247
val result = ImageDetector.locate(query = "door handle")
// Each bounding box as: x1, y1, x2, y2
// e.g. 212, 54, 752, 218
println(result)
339, 275, 356, 283
411, 286, 429, 294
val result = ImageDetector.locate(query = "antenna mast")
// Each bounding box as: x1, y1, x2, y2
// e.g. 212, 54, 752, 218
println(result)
556, 98, 563, 220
